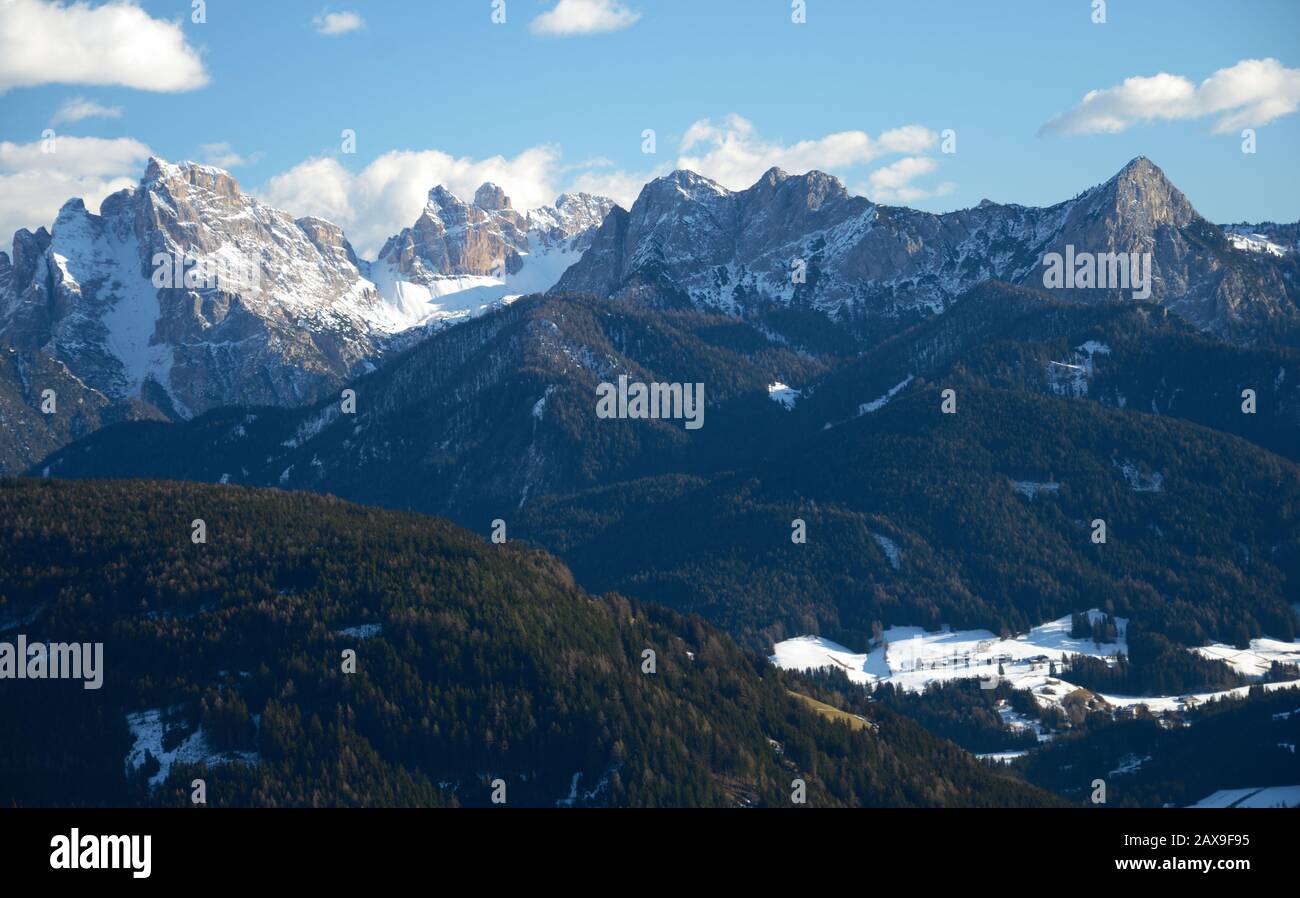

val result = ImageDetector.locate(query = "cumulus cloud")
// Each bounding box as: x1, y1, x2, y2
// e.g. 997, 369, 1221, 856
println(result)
675, 114, 937, 191
50, 97, 123, 126
0, 111, 956, 263
259, 145, 567, 258
0, 135, 151, 253
530, 0, 640, 36
0, 0, 209, 94
255, 115, 953, 256
1041, 58, 1300, 136
198, 142, 259, 168
863, 157, 955, 204
565, 163, 667, 208
0, 134, 150, 177
313, 10, 364, 35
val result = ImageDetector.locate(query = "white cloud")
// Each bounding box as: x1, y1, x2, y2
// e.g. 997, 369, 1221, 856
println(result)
530, 0, 640, 36
863, 156, 954, 204
1041, 58, 1300, 136
521, 116, 951, 212
253, 111, 953, 260
674, 114, 938, 192
0, 135, 151, 254
0, 134, 151, 177
259, 145, 568, 258
252, 116, 954, 257
258, 157, 353, 229
565, 162, 667, 209
313, 10, 364, 36
0, 0, 209, 94
0, 113, 954, 262
50, 96, 123, 126
198, 142, 259, 168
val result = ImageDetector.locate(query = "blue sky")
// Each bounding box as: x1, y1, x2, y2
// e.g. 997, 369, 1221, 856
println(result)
1, 0, 1298, 257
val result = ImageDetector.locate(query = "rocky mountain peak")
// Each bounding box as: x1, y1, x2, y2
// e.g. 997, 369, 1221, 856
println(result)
0, 156, 618, 471
296, 216, 363, 269
742, 167, 852, 218
10, 226, 51, 278
642, 170, 729, 206
473, 182, 512, 211
1115, 154, 1157, 180
12, 224, 51, 250
1084, 155, 1196, 228
553, 158, 1297, 341
368, 181, 616, 329
423, 185, 465, 217
554, 191, 612, 217
753, 166, 846, 196
535, 192, 616, 237
53, 197, 89, 227
0, 157, 399, 420
143, 156, 242, 200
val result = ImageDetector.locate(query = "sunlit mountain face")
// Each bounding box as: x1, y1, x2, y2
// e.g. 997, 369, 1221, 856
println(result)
1, 0, 1299, 847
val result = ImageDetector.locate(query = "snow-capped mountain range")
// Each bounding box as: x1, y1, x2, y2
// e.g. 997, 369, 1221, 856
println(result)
0, 158, 613, 419
1, 154, 1296, 440
365, 183, 613, 345
555, 157, 1299, 340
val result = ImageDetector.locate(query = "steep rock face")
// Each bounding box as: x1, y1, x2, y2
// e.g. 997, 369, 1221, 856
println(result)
554, 158, 1299, 341
366, 183, 615, 332
376, 184, 530, 280
0, 159, 394, 418
1019, 157, 1290, 336
0, 160, 616, 471
0, 160, 619, 424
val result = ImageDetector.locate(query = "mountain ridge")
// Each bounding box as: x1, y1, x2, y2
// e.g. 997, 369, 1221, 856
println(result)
0, 159, 615, 473
6, 155, 1299, 481
555, 156, 1300, 343
0, 158, 616, 418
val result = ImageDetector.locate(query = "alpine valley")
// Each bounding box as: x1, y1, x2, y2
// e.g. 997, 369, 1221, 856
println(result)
5, 155, 1300, 809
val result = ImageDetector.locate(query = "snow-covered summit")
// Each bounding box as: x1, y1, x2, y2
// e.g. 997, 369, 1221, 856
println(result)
0, 156, 401, 417
553, 158, 1298, 340
0, 159, 615, 418
366, 182, 614, 332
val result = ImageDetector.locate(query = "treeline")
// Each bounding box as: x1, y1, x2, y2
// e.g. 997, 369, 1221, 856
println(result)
1061, 628, 1247, 696
870, 680, 1044, 754
783, 668, 1048, 755
1070, 612, 1119, 644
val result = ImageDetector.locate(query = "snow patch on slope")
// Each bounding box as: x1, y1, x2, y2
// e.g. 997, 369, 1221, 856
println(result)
1193, 637, 1300, 678
1012, 479, 1060, 499
858, 375, 913, 415
1114, 458, 1164, 493
768, 381, 801, 410
1189, 785, 1300, 808
772, 610, 1300, 720
125, 707, 257, 790
872, 532, 902, 569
